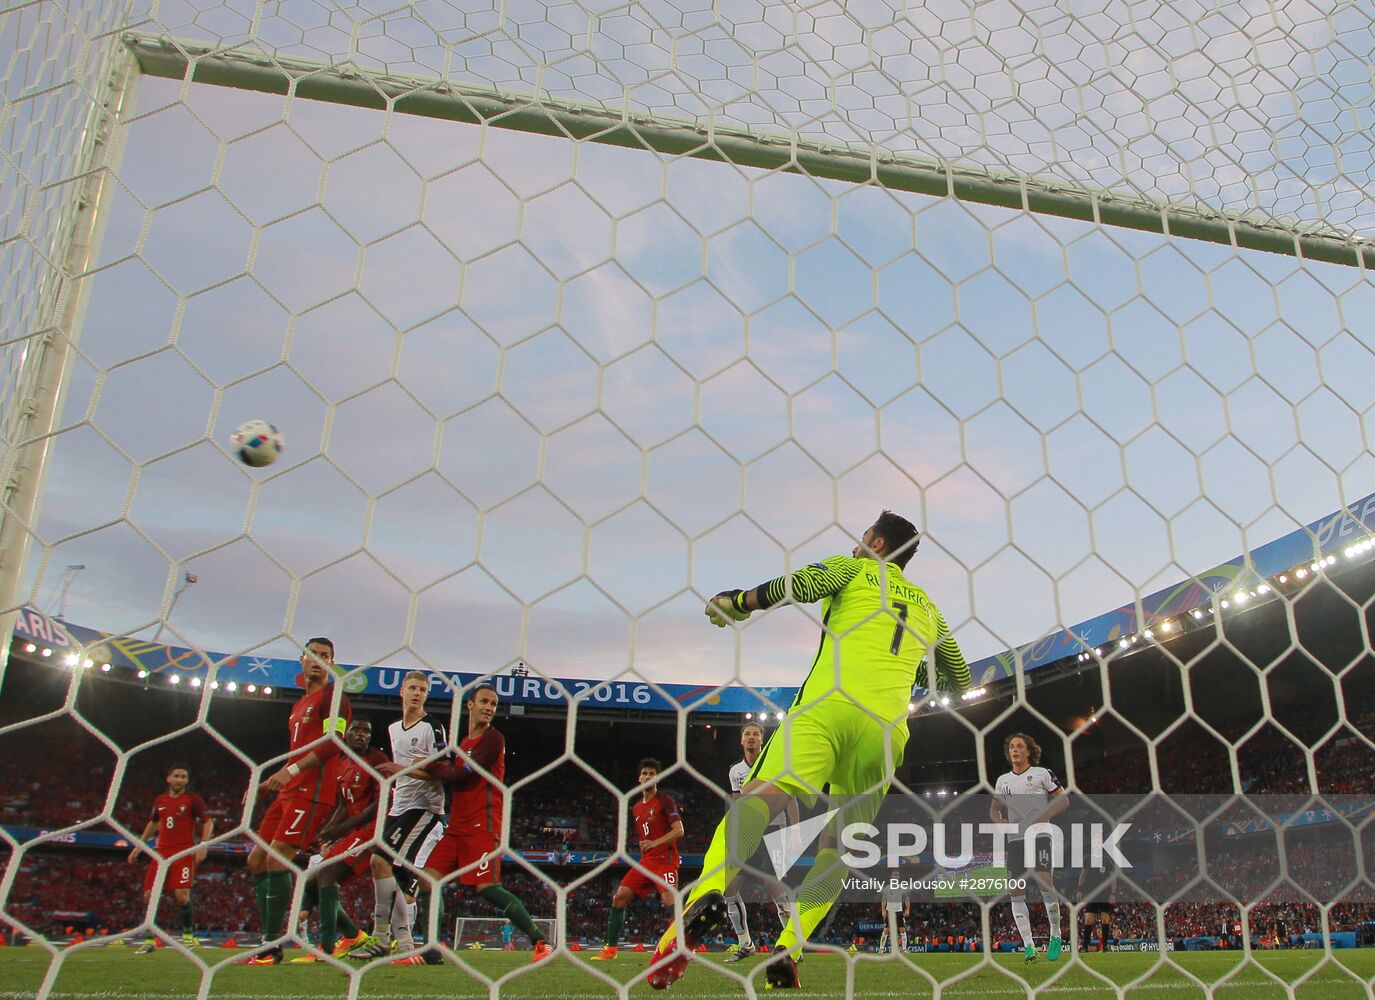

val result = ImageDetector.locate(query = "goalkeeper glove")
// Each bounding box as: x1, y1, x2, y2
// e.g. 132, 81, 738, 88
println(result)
706, 589, 750, 627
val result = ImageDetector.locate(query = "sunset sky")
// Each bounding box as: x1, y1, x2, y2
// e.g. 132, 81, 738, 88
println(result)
9, 0, 1374, 688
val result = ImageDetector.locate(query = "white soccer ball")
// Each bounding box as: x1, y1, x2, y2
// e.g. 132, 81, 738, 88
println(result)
229, 420, 284, 468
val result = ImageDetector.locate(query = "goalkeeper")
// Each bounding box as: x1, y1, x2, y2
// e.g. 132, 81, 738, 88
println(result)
650, 510, 971, 990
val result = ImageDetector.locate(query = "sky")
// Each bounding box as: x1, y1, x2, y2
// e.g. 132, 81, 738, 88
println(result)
4, 0, 1375, 688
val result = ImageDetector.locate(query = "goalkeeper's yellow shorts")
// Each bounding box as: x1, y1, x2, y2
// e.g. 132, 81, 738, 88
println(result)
746, 699, 907, 807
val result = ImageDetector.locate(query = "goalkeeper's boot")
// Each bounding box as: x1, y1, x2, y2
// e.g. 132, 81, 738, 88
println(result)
763, 947, 800, 990
134, 940, 156, 955
590, 945, 618, 961
1047, 936, 1063, 962
1023, 944, 1039, 964
180, 934, 198, 949
332, 930, 370, 957
532, 940, 553, 964
647, 891, 728, 990
348, 934, 393, 960
723, 942, 756, 962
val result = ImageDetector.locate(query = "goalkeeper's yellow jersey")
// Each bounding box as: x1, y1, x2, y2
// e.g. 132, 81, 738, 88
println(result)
757, 555, 971, 723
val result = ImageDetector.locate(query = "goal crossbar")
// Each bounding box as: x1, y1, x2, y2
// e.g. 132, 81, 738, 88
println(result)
125, 33, 1374, 272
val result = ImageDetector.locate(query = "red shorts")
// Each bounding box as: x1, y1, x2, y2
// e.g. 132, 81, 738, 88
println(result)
143, 854, 195, 894
257, 795, 329, 849
424, 832, 502, 887
323, 828, 373, 881
620, 861, 678, 900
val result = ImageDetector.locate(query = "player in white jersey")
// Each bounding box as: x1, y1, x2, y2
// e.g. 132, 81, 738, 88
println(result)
722, 722, 798, 962
878, 885, 909, 954
350, 671, 448, 959
990, 733, 1067, 964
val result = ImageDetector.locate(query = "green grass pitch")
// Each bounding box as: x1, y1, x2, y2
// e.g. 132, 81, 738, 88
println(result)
2, 945, 1373, 999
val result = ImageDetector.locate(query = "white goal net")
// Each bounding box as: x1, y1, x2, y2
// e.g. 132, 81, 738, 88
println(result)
1, 2, 1373, 999
455, 916, 557, 951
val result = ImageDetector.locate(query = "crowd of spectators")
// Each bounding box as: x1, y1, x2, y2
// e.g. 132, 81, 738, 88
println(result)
1074, 718, 1375, 796
4, 704, 1373, 946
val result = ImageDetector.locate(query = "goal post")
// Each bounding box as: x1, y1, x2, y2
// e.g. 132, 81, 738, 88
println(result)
123, 34, 1375, 271
0, 29, 139, 682
453, 916, 557, 951
2, 5, 1374, 1000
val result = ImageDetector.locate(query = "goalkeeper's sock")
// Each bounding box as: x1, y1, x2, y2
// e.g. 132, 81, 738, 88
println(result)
775, 846, 848, 955
479, 885, 545, 944
372, 876, 399, 940
179, 901, 194, 934
605, 906, 626, 948
318, 886, 341, 956
701, 793, 771, 895
263, 870, 293, 941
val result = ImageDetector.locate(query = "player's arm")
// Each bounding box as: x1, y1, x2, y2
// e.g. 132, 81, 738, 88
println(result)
916, 607, 972, 694
127, 816, 159, 863
1030, 775, 1069, 825
706, 555, 867, 625
1036, 788, 1069, 822
314, 800, 351, 845
264, 698, 352, 791
425, 730, 504, 789
988, 792, 1006, 823
642, 819, 685, 853
194, 798, 213, 862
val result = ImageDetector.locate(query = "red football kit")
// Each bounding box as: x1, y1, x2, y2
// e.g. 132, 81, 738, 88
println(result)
323, 748, 390, 880
620, 791, 680, 899
142, 792, 208, 894
425, 728, 505, 886
257, 681, 351, 849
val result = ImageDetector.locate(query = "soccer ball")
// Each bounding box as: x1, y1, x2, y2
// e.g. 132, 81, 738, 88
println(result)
229, 420, 284, 468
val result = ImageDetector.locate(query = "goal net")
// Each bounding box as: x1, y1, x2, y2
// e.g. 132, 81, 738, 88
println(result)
455, 916, 557, 951
1, 1, 1373, 999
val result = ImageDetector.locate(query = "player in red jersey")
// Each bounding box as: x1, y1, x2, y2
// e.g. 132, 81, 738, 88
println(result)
288, 717, 390, 962
590, 758, 684, 961
243, 637, 351, 966
128, 764, 212, 951
393, 684, 552, 966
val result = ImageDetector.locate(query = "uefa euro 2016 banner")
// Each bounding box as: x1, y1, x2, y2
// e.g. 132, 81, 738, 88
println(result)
14, 489, 1375, 704
10, 605, 790, 713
